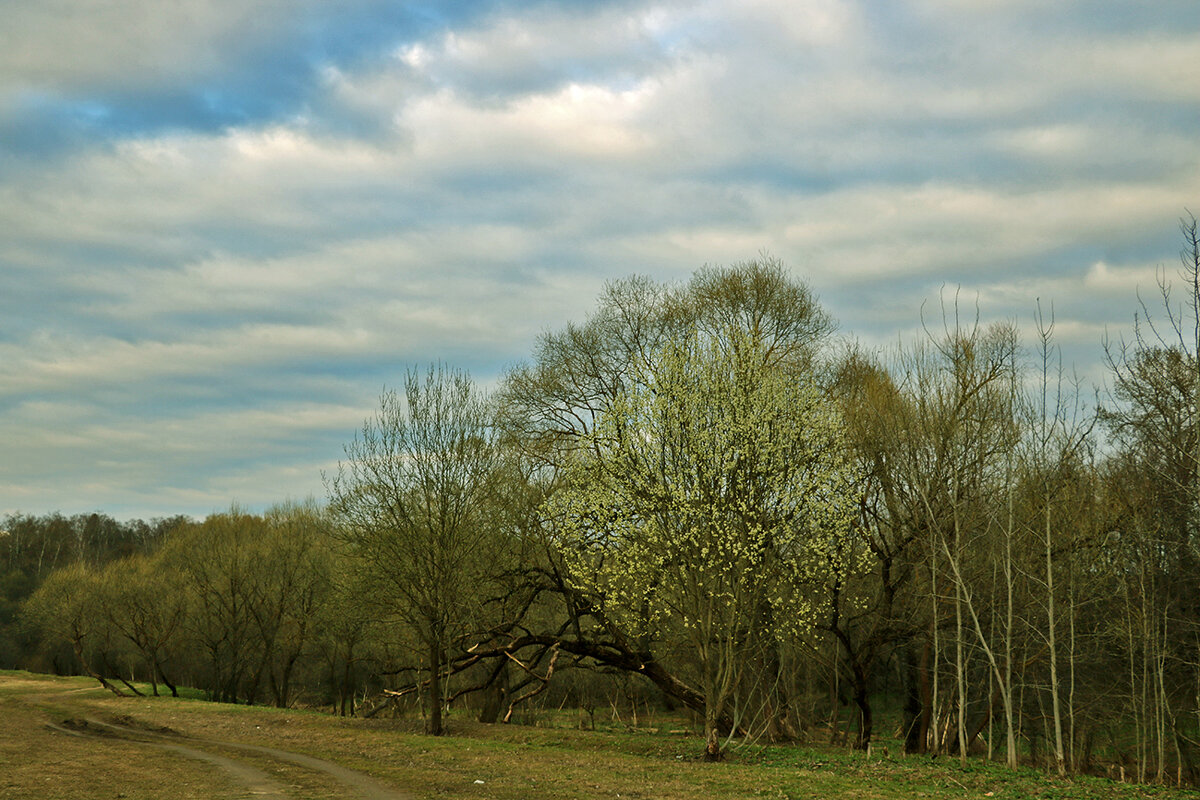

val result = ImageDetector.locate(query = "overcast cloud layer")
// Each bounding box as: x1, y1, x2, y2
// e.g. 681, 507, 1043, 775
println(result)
3, 0, 1199, 519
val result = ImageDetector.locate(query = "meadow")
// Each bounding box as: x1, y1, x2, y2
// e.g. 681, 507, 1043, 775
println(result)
1, 670, 1192, 800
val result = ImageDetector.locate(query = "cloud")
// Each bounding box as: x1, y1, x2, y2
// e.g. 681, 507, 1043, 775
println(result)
0, 397, 361, 518
1084, 260, 1163, 295
0, 0, 510, 155
2, 0, 1198, 518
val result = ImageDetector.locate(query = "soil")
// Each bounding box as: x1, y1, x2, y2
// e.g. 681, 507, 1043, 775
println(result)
46, 713, 411, 800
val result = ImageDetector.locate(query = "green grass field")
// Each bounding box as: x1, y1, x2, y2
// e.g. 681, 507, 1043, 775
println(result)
0, 670, 1192, 800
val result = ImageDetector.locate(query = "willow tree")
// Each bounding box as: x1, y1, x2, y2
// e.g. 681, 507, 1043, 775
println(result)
22, 562, 126, 696
328, 365, 499, 736
497, 259, 838, 732
547, 326, 859, 760
96, 552, 187, 697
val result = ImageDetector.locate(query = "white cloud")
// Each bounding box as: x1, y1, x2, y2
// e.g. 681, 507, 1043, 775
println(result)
0, 0, 295, 91
1084, 260, 1163, 294
403, 80, 657, 162
2, 0, 1198, 517
0, 398, 362, 518
1075, 33, 1200, 102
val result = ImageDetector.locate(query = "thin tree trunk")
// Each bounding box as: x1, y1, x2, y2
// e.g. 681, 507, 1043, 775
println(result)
73, 636, 126, 697
1125, 573, 1142, 784
902, 641, 925, 754
918, 638, 933, 752
1067, 559, 1078, 773
988, 559, 998, 762
1046, 501, 1066, 776
1156, 609, 1168, 783
931, 542, 942, 755
1004, 439, 1017, 769
428, 636, 444, 736
939, 536, 1017, 770
955, 551, 968, 764
155, 659, 178, 697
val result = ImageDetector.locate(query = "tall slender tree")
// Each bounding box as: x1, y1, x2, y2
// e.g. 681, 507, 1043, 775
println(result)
328, 365, 500, 736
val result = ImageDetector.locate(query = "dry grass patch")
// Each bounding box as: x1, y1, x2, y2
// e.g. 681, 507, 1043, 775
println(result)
4, 671, 1197, 800
0, 698, 248, 800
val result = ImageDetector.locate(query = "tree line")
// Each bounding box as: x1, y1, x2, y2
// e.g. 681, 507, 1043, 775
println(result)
11, 218, 1200, 782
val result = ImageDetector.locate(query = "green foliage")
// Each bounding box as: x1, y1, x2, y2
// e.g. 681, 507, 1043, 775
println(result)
22, 562, 100, 647
547, 323, 860, 756
328, 365, 500, 639
158, 503, 334, 705
328, 363, 504, 733
550, 325, 859, 637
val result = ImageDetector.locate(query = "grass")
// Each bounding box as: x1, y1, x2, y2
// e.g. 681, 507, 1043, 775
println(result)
1, 670, 1195, 800
0, 676, 249, 800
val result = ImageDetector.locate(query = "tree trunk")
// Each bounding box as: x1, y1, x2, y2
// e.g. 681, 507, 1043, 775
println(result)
762, 639, 795, 741
478, 660, 509, 724
1045, 503, 1066, 776
853, 680, 873, 750
155, 660, 178, 697
73, 636, 126, 697
457, 633, 744, 736
965, 680, 1004, 753
428, 637, 444, 736
954, 510, 968, 765
901, 641, 925, 754
918, 637, 933, 753
704, 704, 724, 761
342, 650, 356, 716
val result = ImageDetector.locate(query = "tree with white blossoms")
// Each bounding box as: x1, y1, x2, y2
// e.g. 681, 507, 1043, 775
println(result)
547, 325, 860, 761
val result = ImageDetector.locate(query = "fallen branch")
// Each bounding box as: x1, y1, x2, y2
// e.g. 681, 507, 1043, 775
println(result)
503, 645, 560, 723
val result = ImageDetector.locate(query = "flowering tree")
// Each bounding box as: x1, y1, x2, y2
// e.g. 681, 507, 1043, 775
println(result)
548, 326, 860, 760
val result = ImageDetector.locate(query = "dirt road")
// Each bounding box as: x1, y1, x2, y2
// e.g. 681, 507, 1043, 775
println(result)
47, 713, 412, 800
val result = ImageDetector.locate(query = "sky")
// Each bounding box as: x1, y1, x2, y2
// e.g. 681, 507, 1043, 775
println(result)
2, 0, 1199, 521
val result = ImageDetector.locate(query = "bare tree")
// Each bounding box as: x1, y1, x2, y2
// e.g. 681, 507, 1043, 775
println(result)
328, 365, 499, 736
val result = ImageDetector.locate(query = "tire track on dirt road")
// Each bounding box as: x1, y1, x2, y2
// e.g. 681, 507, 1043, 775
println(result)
47, 718, 289, 799
47, 715, 412, 800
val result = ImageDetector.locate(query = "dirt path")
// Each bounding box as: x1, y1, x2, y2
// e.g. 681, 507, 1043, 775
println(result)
220, 738, 410, 800
48, 715, 411, 800
48, 718, 289, 798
